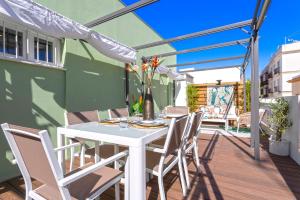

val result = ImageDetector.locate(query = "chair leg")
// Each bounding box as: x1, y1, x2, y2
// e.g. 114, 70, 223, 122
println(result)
94, 141, 100, 163
115, 183, 120, 200
80, 144, 86, 167
158, 175, 167, 200
69, 139, 75, 171
182, 153, 190, 190
193, 144, 201, 172
178, 157, 187, 197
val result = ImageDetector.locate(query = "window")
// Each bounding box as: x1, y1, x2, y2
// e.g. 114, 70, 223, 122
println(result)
34, 37, 55, 63
5, 28, 16, 55
0, 26, 24, 58
0, 17, 61, 67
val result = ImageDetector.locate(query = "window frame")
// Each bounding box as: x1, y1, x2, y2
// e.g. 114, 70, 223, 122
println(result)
0, 17, 61, 68
0, 20, 26, 59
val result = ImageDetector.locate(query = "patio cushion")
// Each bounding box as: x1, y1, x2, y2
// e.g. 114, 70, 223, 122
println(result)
34, 164, 122, 200
146, 151, 176, 172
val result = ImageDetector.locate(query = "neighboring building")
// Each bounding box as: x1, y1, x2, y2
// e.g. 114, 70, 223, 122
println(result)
288, 74, 300, 96
183, 66, 241, 84
260, 42, 300, 98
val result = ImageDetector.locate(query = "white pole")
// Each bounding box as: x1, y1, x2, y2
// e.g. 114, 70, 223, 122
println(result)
251, 35, 260, 160
243, 69, 247, 113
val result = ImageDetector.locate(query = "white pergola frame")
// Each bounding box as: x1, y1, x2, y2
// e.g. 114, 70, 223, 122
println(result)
132, 0, 271, 160
87, 0, 271, 160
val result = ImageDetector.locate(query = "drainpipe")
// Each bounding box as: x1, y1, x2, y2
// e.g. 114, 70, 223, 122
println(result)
125, 63, 129, 107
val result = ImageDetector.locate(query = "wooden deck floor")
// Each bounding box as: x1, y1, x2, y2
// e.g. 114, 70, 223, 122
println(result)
1, 133, 300, 200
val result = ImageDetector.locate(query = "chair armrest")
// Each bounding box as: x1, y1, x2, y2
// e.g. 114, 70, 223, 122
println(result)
146, 146, 165, 154
54, 142, 81, 152
58, 150, 128, 187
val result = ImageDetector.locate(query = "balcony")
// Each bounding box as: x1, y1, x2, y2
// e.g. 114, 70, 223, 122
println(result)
274, 67, 280, 75
268, 88, 273, 93
260, 80, 269, 86
268, 73, 273, 79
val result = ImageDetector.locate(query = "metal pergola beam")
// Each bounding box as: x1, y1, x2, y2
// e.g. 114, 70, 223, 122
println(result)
256, 0, 271, 31
178, 65, 241, 73
167, 55, 245, 68
145, 38, 250, 59
85, 0, 158, 28
134, 19, 252, 50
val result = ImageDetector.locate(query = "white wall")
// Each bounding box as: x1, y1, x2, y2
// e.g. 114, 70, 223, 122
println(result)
187, 67, 241, 84
283, 96, 300, 165
175, 75, 193, 106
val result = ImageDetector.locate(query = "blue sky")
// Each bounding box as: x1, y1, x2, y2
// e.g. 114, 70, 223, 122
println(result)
122, 0, 300, 78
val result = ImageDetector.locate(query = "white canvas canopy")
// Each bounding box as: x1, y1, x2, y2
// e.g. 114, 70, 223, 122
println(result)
0, 0, 137, 63
156, 65, 185, 80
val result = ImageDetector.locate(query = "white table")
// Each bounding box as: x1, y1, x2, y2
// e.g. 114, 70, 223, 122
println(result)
57, 122, 168, 200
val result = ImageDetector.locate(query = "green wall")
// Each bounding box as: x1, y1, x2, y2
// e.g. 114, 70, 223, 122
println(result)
0, 0, 176, 182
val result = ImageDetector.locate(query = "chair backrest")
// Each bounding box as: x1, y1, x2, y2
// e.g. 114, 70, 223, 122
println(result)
1, 124, 65, 197
65, 110, 99, 125
187, 111, 203, 142
163, 116, 189, 157
108, 107, 129, 119
165, 106, 189, 115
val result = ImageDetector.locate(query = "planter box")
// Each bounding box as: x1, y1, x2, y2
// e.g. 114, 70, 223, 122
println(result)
269, 138, 290, 156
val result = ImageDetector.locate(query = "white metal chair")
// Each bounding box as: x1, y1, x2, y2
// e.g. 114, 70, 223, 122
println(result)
1, 123, 127, 200
65, 110, 117, 171
237, 109, 267, 134
165, 106, 189, 115
146, 116, 192, 200
108, 107, 129, 119
182, 111, 204, 189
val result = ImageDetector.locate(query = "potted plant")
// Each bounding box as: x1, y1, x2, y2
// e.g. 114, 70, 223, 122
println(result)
268, 98, 292, 156
187, 84, 198, 112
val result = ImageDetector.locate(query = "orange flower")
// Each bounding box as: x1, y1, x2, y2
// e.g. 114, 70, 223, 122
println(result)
142, 63, 148, 71
152, 56, 159, 68
139, 96, 143, 104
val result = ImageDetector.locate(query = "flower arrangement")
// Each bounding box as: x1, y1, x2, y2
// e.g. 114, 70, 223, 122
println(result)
127, 56, 163, 120
127, 56, 163, 88
142, 56, 163, 88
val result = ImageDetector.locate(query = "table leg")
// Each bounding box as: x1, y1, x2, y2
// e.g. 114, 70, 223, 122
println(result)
124, 155, 130, 200
129, 145, 146, 200
225, 120, 229, 132
57, 130, 65, 174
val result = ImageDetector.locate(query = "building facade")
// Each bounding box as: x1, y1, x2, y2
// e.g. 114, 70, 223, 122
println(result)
0, 0, 176, 182
260, 42, 300, 98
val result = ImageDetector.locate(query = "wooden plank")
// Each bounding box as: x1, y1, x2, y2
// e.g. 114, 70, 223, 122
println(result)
1, 134, 299, 200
